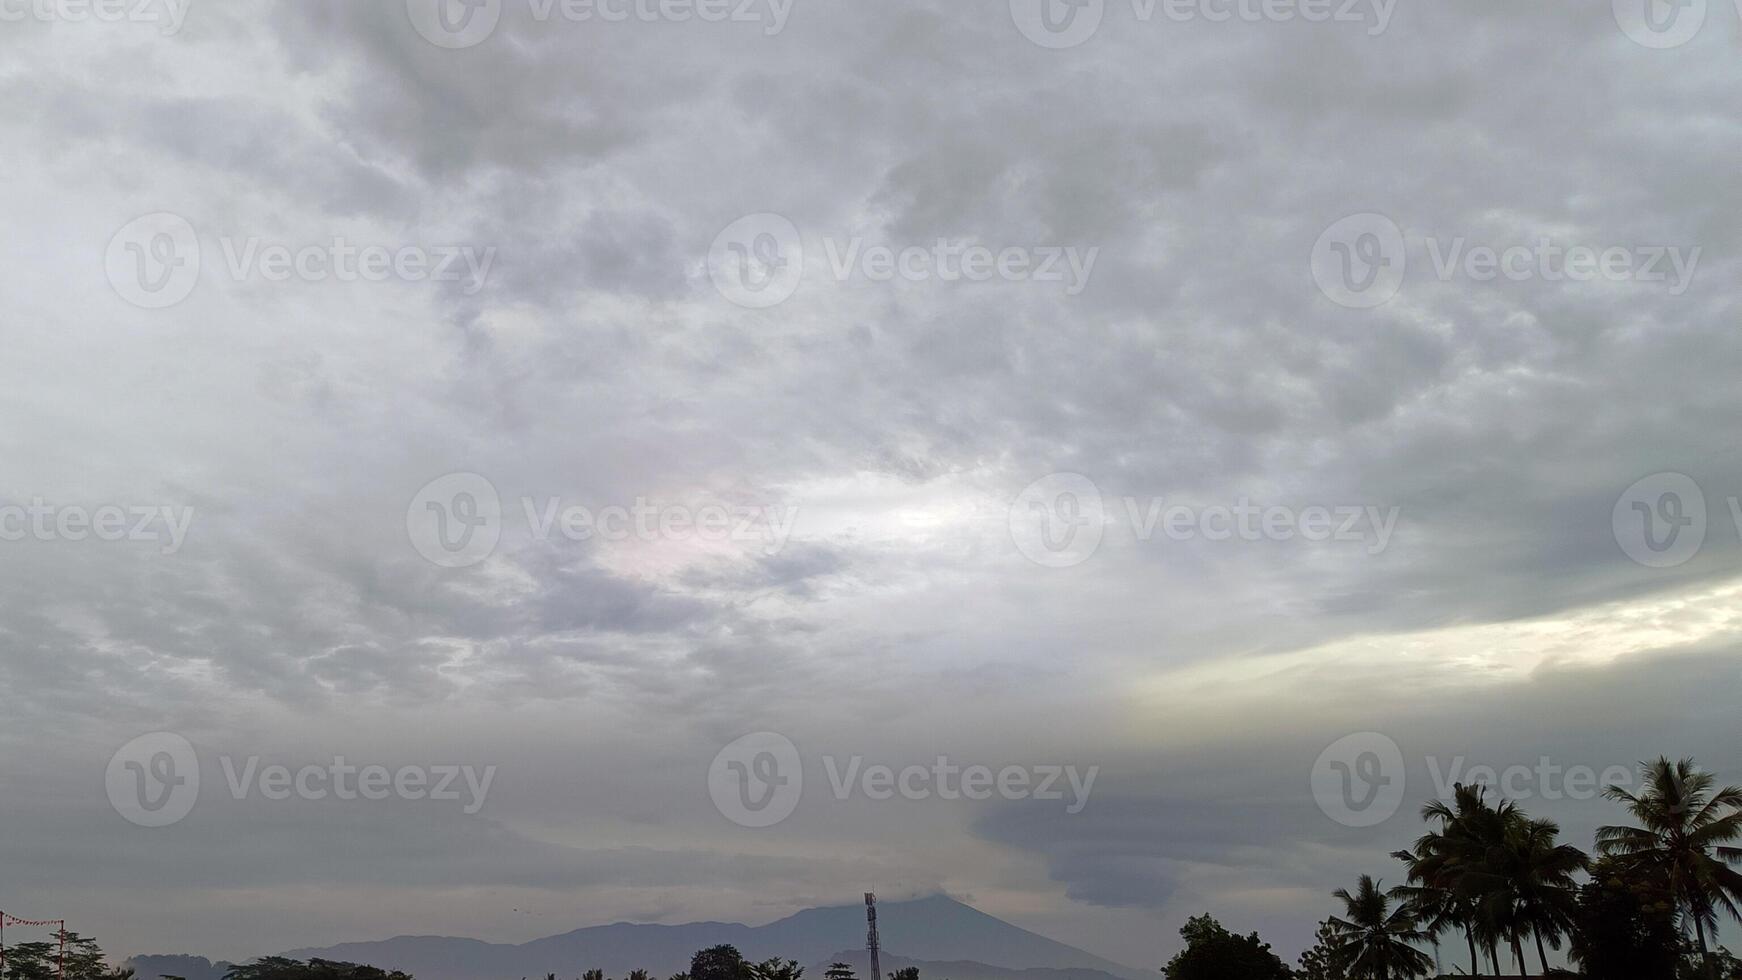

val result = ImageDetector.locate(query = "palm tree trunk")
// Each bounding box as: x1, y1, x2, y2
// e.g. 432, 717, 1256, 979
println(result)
1511, 933, 1528, 975
1534, 928, 1550, 974
1464, 929, 1479, 976
1694, 916, 1716, 980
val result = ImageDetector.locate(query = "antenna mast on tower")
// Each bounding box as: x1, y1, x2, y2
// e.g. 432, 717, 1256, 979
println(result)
864, 893, 882, 980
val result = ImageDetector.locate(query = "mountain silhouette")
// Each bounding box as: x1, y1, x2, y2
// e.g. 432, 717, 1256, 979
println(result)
251, 895, 1146, 980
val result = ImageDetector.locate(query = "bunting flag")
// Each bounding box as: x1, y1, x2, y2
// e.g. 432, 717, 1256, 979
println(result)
0, 911, 68, 979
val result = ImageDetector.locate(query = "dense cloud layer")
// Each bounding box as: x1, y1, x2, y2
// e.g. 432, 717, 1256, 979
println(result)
2, 0, 1740, 969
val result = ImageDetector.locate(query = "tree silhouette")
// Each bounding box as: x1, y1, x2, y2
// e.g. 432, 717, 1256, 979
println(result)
1396, 784, 1495, 972
689, 947, 753, 980
1324, 876, 1433, 979
1476, 814, 1587, 972
3, 932, 140, 980
1159, 914, 1290, 980
750, 960, 802, 980
223, 959, 412, 980
1598, 757, 1742, 979
1296, 919, 1347, 980
1567, 854, 1687, 979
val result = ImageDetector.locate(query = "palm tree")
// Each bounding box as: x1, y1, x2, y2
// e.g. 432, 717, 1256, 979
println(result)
1391, 848, 1464, 974
1324, 875, 1435, 979
1400, 783, 1510, 974
1447, 789, 1532, 973
1458, 814, 1587, 974
1420, 784, 1581, 975
1510, 817, 1587, 973
753, 959, 804, 980
1598, 757, 1742, 979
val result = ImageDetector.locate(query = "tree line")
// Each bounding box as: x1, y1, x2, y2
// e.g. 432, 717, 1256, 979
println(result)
1163, 756, 1742, 979
3, 939, 923, 980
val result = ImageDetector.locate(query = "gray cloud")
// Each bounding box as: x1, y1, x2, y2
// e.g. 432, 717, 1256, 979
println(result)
2, 0, 1740, 969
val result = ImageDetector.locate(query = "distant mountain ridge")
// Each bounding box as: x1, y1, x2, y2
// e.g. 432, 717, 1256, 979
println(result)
199, 896, 1147, 980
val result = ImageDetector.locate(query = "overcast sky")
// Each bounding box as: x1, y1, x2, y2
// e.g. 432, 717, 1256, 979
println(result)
2, 0, 1741, 970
